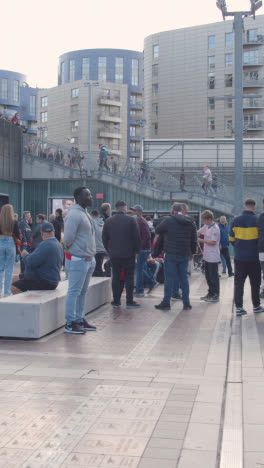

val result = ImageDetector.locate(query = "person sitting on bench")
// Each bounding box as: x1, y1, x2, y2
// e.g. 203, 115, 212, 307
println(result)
11, 223, 64, 294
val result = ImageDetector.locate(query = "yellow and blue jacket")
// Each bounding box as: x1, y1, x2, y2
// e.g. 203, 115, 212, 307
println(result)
229, 210, 259, 261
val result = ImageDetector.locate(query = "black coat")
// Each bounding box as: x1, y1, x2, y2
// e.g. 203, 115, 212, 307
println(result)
258, 212, 264, 253
156, 214, 197, 257
102, 212, 140, 259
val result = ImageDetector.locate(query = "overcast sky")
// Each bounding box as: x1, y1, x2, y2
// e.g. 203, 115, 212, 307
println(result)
2, 0, 262, 88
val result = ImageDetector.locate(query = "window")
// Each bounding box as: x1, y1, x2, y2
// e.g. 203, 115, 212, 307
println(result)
114, 89, 120, 101
152, 64, 158, 77
61, 62, 65, 84
98, 57, 107, 81
70, 137, 78, 144
225, 74, 233, 87
13, 80, 19, 101
225, 32, 233, 48
153, 44, 159, 58
225, 116, 233, 130
71, 104, 78, 113
152, 83, 159, 97
244, 70, 259, 81
208, 35, 215, 49
130, 110, 136, 118
43, 128, 48, 139
69, 60, 75, 82
244, 50, 259, 65
208, 56, 215, 69
102, 88, 110, 98
244, 114, 259, 128
71, 120, 79, 132
41, 111, 47, 123
152, 122, 158, 135
208, 73, 215, 89
130, 142, 139, 152
82, 58, 90, 80
208, 97, 215, 110
225, 97, 233, 109
71, 88, 79, 99
130, 126, 136, 136
115, 57, 123, 83
132, 59, 139, 86
1, 78, 8, 99
41, 96, 48, 107
152, 103, 158, 116
30, 95, 36, 115
208, 118, 215, 131
130, 94, 136, 105
225, 53, 232, 67
247, 29, 258, 42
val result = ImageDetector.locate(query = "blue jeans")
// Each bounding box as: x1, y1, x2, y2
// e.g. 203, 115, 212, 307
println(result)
163, 254, 190, 305
221, 254, 227, 273
65, 258, 96, 325
143, 261, 159, 287
136, 250, 151, 293
0, 237, 16, 297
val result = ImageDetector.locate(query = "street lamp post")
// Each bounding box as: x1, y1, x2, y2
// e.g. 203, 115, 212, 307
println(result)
216, 0, 262, 214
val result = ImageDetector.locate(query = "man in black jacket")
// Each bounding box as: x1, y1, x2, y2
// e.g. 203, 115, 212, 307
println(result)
102, 200, 141, 308
258, 199, 264, 298
155, 202, 197, 311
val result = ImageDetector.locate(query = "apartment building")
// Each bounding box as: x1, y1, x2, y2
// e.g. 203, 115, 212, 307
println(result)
143, 15, 264, 139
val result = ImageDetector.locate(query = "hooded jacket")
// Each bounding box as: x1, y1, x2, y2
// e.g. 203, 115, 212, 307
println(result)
93, 217, 106, 253
155, 214, 197, 257
63, 204, 96, 259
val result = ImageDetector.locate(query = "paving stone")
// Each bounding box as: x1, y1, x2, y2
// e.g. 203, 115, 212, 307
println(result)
147, 438, 183, 449
244, 451, 264, 468
143, 447, 180, 460
177, 449, 217, 468
138, 458, 177, 468
183, 423, 220, 451
244, 424, 264, 452
190, 402, 222, 424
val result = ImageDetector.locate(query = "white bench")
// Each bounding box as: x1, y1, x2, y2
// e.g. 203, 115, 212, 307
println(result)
0, 277, 111, 339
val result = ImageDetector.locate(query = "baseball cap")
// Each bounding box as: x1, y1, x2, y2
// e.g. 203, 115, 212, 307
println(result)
41, 222, 55, 233
130, 205, 143, 212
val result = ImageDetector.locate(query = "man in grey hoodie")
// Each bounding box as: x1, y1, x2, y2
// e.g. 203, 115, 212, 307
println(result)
63, 187, 97, 334
91, 209, 106, 277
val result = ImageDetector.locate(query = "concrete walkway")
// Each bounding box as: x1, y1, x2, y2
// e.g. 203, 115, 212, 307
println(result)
0, 271, 262, 467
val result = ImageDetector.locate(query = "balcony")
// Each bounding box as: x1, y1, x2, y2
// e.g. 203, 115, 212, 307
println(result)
245, 121, 264, 130
129, 119, 142, 125
108, 146, 121, 156
98, 97, 121, 107
130, 150, 140, 158
129, 135, 141, 141
98, 127, 121, 139
98, 112, 122, 124
243, 61, 264, 67
243, 34, 264, 46
243, 78, 264, 87
243, 98, 264, 109
130, 101, 143, 110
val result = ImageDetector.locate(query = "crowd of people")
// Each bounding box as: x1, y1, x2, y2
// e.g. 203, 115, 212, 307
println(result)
1, 190, 264, 336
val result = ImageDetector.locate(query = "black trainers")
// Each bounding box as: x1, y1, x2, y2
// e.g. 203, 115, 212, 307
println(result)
200, 294, 211, 301
253, 305, 264, 314
79, 319, 96, 331
155, 302, 171, 311
171, 294, 182, 301
126, 301, 142, 309
64, 322, 86, 334
260, 291, 264, 299
236, 307, 247, 316
228, 272, 234, 277
111, 301, 121, 308
204, 295, 219, 303
147, 281, 159, 294
183, 303, 192, 310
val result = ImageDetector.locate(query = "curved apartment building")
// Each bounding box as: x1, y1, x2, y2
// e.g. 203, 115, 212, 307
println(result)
144, 15, 264, 139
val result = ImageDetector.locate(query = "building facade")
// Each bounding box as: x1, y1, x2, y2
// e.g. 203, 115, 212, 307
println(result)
0, 70, 38, 133
143, 15, 264, 139
56, 49, 143, 159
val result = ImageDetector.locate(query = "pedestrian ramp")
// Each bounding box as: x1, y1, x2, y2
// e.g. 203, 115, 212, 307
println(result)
0, 277, 111, 339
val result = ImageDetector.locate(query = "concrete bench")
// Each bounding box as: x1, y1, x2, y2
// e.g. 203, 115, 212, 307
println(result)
0, 277, 111, 339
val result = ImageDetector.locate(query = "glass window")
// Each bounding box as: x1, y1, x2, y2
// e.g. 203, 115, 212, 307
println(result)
130, 94, 136, 105
41, 111, 47, 123
132, 59, 139, 86
208, 56, 215, 69
13, 80, 19, 101
98, 57, 107, 81
208, 35, 215, 49
225, 32, 233, 48
82, 58, 90, 80
71, 120, 79, 132
208, 73, 215, 89
71, 104, 78, 113
102, 88, 110, 98
208, 118, 215, 130
71, 88, 79, 99
41, 96, 48, 107
30, 95, 36, 115
115, 57, 123, 83
225, 116, 233, 130
69, 60, 75, 82
152, 103, 158, 116
225, 53, 232, 67
130, 110, 136, 118
153, 44, 159, 58
247, 29, 258, 42
130, 126, 136, 136
208, 97, 215, 110
152, 83, 159, 97
152, 122, 158, 135
244, 50, 259, 65
225, 74, 233, 87
225, 97, 233, 109
70, 137, 78, 144
61, 62, 65, 84
1, 78, 8, 99
152, 64, 158, 77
